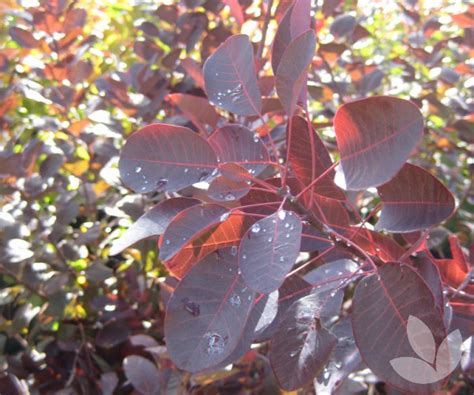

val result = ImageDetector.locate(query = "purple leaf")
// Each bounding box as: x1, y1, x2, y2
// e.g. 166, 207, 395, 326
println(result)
288, 116, 345, 200
9, 27, 39, 48
276, 30, 316, 116
164, 249, 255, 372
239, 210, 302, 294
158, 204, 229, 261
123, 355, 161, 395
203, 34, 262, 116
334, 96, 424, 190
109, 198, 199, 256
375, 163, 455, 232
119, 123, 217, 193
208, 175, 250, 202
255, 274, 312, 342
330, 14, 357, 39
314, 318, 362, 395
208, 124, 270, 176
352, 263, 446, 393
271, 0, 312, 75
270, 293, 338, 390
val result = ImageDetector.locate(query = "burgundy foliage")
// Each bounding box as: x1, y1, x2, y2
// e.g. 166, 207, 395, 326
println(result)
112, 1, 470, 391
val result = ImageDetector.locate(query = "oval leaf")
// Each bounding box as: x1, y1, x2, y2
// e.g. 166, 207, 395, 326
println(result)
239, 210, 302, 294
159, 204, 229, 261
288, 116, 345, 200
123, 356, 161, 395
203, 34, 262, 116
208, 124, 270, 176
208, 175, 250, 202
9, 27, 39, 48
276, 30, 316, 116
165, 249, 255, 372
270, 293, 338, 390
334, 96, 424, 190
375, 163, 455, 232
352, 263, 446, 394
109, 198, 199, 256
119, 124, 217, 193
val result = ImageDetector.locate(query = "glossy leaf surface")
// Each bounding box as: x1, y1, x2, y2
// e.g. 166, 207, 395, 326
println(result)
334, 96, 424, 190
352, 263, 446, 394
270, 292, 337, 390
208, 124, 270, 175
239, 210, 302, 294
276, 30, 316, 116
203, 34, 261, 116
165, 249, 255, 372
376, 163, 455, 232
119, 124, 218, 193
109, 198, 199, 256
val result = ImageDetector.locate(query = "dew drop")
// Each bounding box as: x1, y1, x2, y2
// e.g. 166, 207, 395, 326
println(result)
253, 134, 260, 143
184, 168, 189, 173
156, 178, 168, 190
165, 239, 171, 245
277, 210, 286, 220
251, 223, 261, 233
230, 246, 238, 256
135, 166, 142, 173
229, 294, 241, 307
211, 168, 219, 176
267, 236, 273, 242
279, 256, 285, 262
205, 332, 226, 355
323, 368, 330, 379
199, 171, 209, 181
284, 222, 290, 228
290, 350, 298, 357
219, 212, 230, 222
182, 297, 200, 316
242, 253, 247, 260
225, 193, 235, 201
286, 233, 290, 238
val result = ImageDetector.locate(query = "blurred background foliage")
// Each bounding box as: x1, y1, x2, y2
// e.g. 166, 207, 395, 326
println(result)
0, 0, 472, 393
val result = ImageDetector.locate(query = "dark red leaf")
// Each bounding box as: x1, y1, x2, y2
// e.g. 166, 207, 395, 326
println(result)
180, 58, 204, 88
330, 14, 357, 39
270, 292, 337, 390
376, 163, 455, 232
119, 123, 217, 193
334, 96, 424, 190
314, 318, 361, 394
288, 116, 345, 200
276, 30, 316, 116
164, 249, 255, 372
123, 356, 161, 395
168, 93, 219, 130
165, 211, 251, 278
207, 124, 271, 176
203, 34, 262, 116
255, 274, 312, 342
9, 27, 39, 48
208, 175, 250, 202
158, 204, 229, 261
212, 291, 279, 369
239, 210, 302, 293
352, 263, 446, 393
271, 0, 312, 75
109, 198, 200, 256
